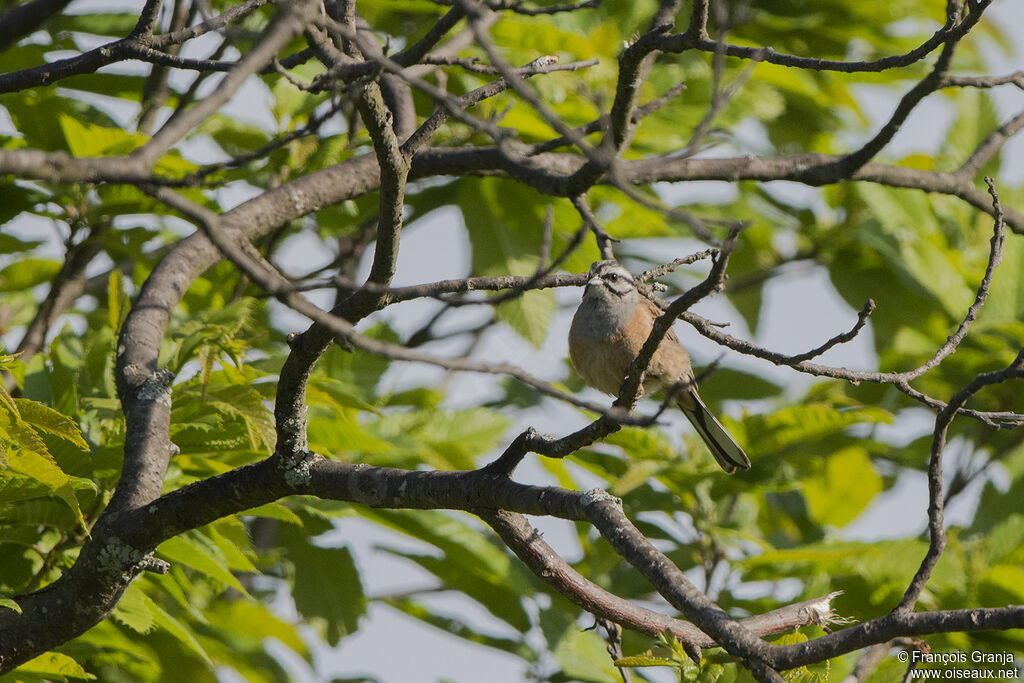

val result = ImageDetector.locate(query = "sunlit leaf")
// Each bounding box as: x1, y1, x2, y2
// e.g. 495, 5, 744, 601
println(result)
803, 446, 882, 528
11, 651, 95, 680
155, 534, 250, 596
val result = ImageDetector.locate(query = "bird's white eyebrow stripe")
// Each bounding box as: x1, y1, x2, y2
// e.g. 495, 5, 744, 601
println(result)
603, 267, 633, 281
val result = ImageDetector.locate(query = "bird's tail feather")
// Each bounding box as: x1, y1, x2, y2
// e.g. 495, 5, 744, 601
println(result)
678, 391, 751, 474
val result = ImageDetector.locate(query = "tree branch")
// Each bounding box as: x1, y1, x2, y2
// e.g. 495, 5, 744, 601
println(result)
0, 0, 274, 94
896, 346, 1024, 611
955, 110, 1024, 179
582, 491, 781, 678
0, 0, 74, 52
656, 0, 991, 74
483, 510, 844, 649
132, 0, 317, 166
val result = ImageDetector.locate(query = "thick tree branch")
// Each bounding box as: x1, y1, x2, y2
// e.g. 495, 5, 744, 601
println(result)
483, 510, 843, 650
944, 71, 1024, 89
3, 150, 1022, 233
766, 606, 1024, 671
4, 431, 1022, 674
0, 450, 842, 674
273, 20, 412, 460
0, 0, 73, 52
794, 38, 957, 183
583, 492, 780, 677
406, 150, 1024, 232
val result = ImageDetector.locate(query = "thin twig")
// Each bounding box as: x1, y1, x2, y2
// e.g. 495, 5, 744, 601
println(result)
896, 346, 1024, 611
571, 194, 619, 259
657, 0, 992, 74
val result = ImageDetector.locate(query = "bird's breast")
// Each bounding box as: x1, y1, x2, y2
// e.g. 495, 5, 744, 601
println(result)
569, 298, 648, 395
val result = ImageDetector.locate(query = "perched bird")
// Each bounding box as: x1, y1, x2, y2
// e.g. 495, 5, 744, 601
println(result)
568, 260, 751, 473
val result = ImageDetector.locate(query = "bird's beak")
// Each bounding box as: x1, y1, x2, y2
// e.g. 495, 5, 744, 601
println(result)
587, 276, 602, 287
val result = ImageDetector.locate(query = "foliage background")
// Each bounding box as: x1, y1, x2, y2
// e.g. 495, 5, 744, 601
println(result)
0, 0, 1022, 680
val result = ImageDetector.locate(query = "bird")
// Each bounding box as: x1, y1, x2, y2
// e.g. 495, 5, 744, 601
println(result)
568, 260, 751, 473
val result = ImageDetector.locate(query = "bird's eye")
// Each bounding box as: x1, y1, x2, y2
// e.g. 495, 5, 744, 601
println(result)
606, 273, 618, 281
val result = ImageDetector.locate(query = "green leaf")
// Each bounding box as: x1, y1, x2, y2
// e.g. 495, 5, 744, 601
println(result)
206, 521, 258, 574
199, 114, 270, 155
156, 533, 250, 596
697, 662, 727, 682
985, 515, 1024, 565
205, 384, 276, 453
289, 543, 366, 646
739, 402, 892, 456
0, 596, 22, 613
803, 446, 882, 528
695, 367, 785, 402
770, 631, 823, 681
494, 285, 557, 348
743, 538, 964, 612
0, 469, 61, 505
57, 113, 145, 156
969, 473, 1024, 537
205, 600, 309, 656
458, 178, 558, 346
0, 232, 44, 254
0, 353, 21, 414
384, 549, 534, 632
111, 582, 156, 634
615, 654, 678, 667
70, 619, 161, 680
313, 323, 395, 400
415, 407, 510, 466
108, 268, 129, 334
11, 651, 95, 680
832, 185, 977, 325
540, 607, 621, 682
243, 502, 304, 525
146, 596, 212, 665
52, 12, 140, 36
364, 407, 511, 470
4, 449, 85, 530
307, 377, 381, 414
0, 259, 62, 292
935, 90, 1000, 177
366, 509, 534, 632
611, 459, 666, 497
979, 231, 1024, 324
979, 564, 1024, 605
772, 630, 809, 646
13, 398, 89, 450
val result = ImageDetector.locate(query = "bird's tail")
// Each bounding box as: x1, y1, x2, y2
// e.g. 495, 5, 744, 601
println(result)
678, 390, 751, 474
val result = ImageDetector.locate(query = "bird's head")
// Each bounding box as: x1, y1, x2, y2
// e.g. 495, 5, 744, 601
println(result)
585, 260, 636, 298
